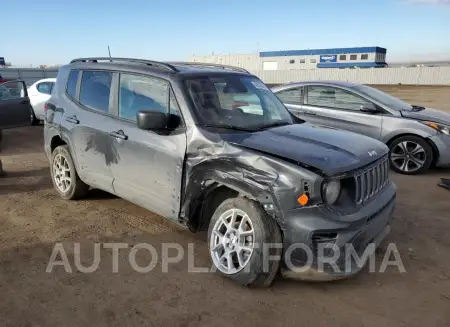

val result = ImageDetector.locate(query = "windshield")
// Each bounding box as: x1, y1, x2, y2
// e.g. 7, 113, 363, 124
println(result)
186, 75, 294, 130
352, 85, 412, 111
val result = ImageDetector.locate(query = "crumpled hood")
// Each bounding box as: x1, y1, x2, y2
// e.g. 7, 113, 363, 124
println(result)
400, 108, 450, 125
220, 123, 388, 175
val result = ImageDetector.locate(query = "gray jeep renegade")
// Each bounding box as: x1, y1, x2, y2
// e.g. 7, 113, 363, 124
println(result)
44, 58, 396, 287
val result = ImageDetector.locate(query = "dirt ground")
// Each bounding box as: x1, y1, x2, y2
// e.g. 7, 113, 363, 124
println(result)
1, 87, 450, 327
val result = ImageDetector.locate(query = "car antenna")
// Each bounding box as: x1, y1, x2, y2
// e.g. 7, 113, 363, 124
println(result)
107, 46, 112, 62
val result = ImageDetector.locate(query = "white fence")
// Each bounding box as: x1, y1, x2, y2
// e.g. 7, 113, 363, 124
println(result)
2, 66, 450, 86
250, 66, 450, 85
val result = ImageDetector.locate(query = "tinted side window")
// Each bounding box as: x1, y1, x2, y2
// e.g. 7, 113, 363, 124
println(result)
79, 71, 112, 113
37, 82, 52, 95
276, 87, 303, 105
66, 70, 79, 99
307, 86, 371, 111
119, 74, 168, 121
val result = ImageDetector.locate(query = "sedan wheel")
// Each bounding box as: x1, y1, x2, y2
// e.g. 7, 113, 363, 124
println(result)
389, 136, 433, 175
30, 108, 39, 125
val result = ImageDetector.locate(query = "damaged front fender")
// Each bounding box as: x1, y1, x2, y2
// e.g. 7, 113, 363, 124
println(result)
180, 128, 325, 230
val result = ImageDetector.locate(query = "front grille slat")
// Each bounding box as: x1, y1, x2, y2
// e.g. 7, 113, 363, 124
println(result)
354, 158, 389, 205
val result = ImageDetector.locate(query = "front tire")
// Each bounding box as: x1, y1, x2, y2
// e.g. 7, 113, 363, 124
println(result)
51, 145, 89, 199
208, 197, 282, 287
389, 135, 433, 175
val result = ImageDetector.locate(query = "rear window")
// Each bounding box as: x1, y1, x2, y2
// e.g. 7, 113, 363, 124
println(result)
37, 82, 53, 95
66, 70, 79, 99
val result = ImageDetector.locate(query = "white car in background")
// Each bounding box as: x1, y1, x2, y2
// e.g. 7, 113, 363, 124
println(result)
28, 78, 56, 124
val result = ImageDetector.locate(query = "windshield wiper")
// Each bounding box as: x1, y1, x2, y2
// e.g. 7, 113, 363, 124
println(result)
411, 105, 425, 112
255, 121, 292, 131
202, 124, 254, 132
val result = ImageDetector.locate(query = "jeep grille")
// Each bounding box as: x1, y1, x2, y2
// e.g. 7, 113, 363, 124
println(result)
354, 158, 390, 204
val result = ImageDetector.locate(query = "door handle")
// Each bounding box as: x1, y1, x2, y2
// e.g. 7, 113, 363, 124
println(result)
65, 115, 79, 124
304, 111, 317, 116
20, 100, 30, 104
109, 130, 128, 140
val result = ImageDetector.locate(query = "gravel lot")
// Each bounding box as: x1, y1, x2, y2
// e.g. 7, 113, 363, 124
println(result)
1, 86, 449, 327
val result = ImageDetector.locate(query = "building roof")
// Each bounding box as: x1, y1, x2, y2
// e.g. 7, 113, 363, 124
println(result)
260, 47, 387, 57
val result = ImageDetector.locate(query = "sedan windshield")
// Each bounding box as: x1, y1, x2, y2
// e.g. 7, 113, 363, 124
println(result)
186, 75, 294, 130
352, 84, 413, 111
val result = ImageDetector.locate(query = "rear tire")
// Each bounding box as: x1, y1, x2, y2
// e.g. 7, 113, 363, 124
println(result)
207, 197, 282, 287
30, 108, 40, 125
389, 135, 433, 175
51, 145, 89, 199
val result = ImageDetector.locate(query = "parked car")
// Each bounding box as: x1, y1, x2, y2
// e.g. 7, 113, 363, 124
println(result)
0, 80, 32, 152
44, 58, 396, 286
0, 73, 14, 84
27, 78, 56, 124
272, 81, 450, 175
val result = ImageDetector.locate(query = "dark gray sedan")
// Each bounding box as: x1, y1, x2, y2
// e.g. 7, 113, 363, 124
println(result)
273, 81, 450, 175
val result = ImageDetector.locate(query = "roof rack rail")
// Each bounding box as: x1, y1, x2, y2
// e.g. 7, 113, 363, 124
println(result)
168, 61, 250, 73
70, 57, 179, 73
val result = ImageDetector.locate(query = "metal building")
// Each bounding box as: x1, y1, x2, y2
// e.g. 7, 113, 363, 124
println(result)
189, 46, 387, 70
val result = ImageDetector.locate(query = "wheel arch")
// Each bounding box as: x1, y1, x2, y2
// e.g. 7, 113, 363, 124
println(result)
181, 166, 282, 233
49, 132, 84, 174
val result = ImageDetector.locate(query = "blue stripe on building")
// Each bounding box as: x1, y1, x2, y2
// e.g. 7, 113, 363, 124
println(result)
260, 47, 387, 57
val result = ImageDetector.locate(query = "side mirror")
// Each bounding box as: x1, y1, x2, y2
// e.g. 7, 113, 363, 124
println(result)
136, 110, 168, 130
360, 103, 379, 113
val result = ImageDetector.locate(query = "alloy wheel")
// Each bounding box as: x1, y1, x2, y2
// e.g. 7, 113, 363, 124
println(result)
53, 153, 72, 193
210, 209, 255, 274
390, 141, 426, 173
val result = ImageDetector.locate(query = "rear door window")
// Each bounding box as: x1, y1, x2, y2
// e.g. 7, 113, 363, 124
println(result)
79, 71, 113, 113
307, 86, 371, 111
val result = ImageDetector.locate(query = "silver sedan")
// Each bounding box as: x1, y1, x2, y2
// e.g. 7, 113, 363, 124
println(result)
273, 81, 450, 175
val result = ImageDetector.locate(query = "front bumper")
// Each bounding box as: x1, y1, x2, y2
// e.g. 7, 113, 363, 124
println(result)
280, 182, 396, 281
430, 134, 450, 167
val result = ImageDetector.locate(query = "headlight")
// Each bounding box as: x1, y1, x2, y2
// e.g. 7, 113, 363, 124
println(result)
421, 121, 450, 136
323, 180, 341, 205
